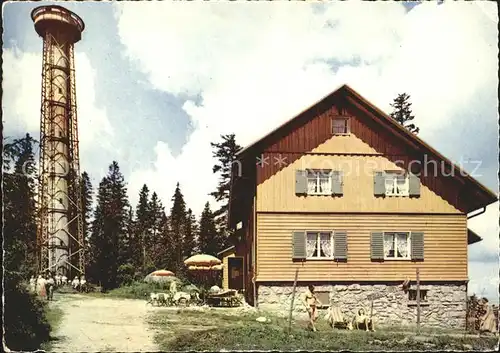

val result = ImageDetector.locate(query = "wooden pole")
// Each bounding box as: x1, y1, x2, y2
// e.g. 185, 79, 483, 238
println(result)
416, 268, 421, 334
288, 269, 299, 334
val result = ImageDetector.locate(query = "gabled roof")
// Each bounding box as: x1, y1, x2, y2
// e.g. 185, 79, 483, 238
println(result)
235, 84, 497, 211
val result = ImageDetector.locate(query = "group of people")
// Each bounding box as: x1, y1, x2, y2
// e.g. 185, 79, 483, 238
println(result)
71, 275, 87, 291
29, 273, 58, 300
28, 273, 88, 300
301, 285, 374, 332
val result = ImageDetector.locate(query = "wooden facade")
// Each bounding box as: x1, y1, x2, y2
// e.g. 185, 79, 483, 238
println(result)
228, 84, 497, 305
256, 212, 467, 282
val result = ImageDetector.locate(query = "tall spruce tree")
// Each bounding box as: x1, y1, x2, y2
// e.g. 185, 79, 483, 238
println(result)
183, 208, 198, 258
157, 212, 175, 271
148, 191, 165, 270
135, 184, 151, 271
210, 134, 242, 249
88, 161, 130, 290
198, 202, 219, 256
390, 93, 420, 134
169, 183, 188, 275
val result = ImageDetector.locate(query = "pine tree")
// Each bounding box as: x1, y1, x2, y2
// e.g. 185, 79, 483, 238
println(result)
156, 213, 175, 271
390, 93, 420, 134
198, 202, 219, 256
210, 134, 242, 249
88, 161, 130, 290
148, 191, 165, 270
169, 183, 188, 275
183, 208, 198, 258
135, 184, 151, 272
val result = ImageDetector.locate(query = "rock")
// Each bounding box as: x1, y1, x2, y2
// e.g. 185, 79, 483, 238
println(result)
256, 316, 267, 322
463, 344, 473, 351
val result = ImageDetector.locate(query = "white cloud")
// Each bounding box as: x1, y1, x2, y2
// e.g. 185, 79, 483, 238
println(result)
467, 202, 499, 302
2, 47, 114, 177
468, 202, 499, 261
116, 1, 497, 218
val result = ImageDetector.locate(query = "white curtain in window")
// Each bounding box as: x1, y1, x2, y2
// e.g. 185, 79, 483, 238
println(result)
396, 175, 407, 193
320, 233, 332, 257
384, 233, 394, 257
319, 177, 330, 194
307, 178, 317, 193
306, 233, 318, 257
396, 233, 409, 258
385, 176, 395, 194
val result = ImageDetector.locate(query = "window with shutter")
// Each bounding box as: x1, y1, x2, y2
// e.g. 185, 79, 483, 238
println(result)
331, 171, 343, 196
408, 173, 421, 197
383, 232, 411, 260
295, 170, 308, 195
411, 232, 424, 261
306, 169, 332, 195
292, 231, 306, 260
334, 230, 347, 261
370, 232, 384, 261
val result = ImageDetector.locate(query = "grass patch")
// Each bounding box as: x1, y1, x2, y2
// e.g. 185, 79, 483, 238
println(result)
40, 305, 65, 351
149, 310, 498, 351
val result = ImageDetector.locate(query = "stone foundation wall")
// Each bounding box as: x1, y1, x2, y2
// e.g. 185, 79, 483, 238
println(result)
257, 283, 466, 329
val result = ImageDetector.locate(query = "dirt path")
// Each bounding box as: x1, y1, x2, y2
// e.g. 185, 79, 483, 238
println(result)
48, 293, 159, 352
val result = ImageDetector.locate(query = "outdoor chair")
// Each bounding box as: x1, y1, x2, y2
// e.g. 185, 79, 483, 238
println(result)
325, 306, 352, 330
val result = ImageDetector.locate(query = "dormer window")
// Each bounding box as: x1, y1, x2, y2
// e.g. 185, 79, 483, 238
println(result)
332, 117, 350, 135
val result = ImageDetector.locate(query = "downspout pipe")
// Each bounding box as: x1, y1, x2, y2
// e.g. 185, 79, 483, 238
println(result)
467, 207, 486, 220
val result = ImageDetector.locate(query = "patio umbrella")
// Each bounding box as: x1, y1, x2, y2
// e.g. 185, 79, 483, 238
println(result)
148, 270, 175, 277
184, 254, 222, 267
184, 254, 223, 297
144, 269, 177, 284
187, 264, 223, 271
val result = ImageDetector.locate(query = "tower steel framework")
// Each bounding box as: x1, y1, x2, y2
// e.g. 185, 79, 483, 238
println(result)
32, 5, 86, 277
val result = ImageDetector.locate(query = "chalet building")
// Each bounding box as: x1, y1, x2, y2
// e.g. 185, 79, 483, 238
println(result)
225, 84, 497, 328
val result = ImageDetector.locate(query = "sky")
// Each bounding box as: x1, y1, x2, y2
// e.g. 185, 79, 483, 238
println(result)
2, 1, 499, 302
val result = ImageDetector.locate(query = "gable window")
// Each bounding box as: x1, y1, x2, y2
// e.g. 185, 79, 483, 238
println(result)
384, 171, 409, 196
383, 232, 411, 260
332, 117, 350, 135
307, 169, 332, 195
306, 231, 334, 259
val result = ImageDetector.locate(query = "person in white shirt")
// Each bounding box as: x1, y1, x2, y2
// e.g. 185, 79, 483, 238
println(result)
55, 274, 61, 286
61, 275, 68, 285
72, 276, 80, 290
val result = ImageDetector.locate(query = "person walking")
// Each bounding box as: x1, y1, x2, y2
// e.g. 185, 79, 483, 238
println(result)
37, 275, 47, 299
301, 285, 322, 332
46, 275, 55, 301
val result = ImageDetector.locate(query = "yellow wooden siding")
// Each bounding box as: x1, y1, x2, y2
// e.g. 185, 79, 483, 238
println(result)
256, 213, 467, 282
257, 134, 460, 213
222, 252, 235, 290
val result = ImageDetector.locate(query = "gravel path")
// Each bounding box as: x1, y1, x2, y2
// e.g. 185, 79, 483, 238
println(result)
48, 294, 159, 352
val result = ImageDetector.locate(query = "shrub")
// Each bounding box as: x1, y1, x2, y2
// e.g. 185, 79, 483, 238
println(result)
3, 272, 51, 351
107, 279, 199, 300
117, 263, 135, 286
